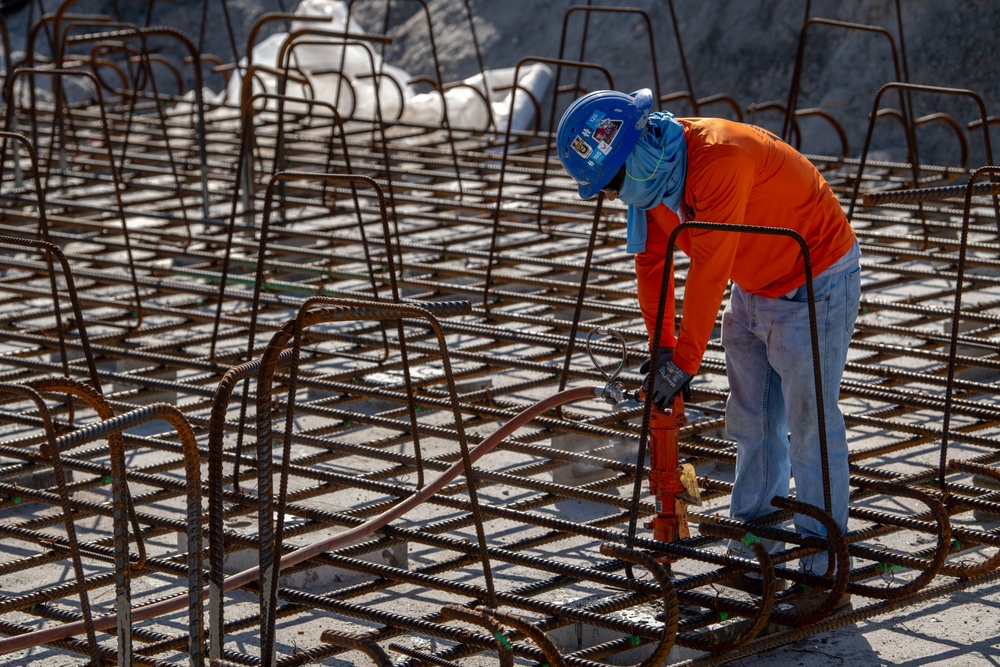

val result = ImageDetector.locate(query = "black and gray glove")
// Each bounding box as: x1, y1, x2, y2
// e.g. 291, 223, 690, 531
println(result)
640, 348, 693, 411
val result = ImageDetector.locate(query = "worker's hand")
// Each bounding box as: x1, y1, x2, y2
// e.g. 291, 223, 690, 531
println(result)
640, 348, 693, 411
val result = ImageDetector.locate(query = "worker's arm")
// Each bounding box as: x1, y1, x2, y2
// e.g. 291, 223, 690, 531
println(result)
672, 149, 754, 375
635, 211, 693, 409
635, 206, 680, 350
635, 252, 693, 409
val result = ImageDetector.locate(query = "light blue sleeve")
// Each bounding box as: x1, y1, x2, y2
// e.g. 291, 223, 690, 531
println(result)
625, 204, 647, 254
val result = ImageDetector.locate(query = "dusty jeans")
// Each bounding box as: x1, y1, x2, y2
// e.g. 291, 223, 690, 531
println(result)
723, 244, 861, 575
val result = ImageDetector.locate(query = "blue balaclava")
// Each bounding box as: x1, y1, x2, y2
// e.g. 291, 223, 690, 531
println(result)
617, 112, 687, 254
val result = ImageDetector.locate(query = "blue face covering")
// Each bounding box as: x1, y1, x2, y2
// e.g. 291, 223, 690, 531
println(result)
618, 112, 688, 254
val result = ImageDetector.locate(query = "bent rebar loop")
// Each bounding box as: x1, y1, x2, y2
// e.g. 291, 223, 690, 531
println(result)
599, 542, 678, 666
767, 496, 851, 626
942, 460, 1000, 578
28, 377, 146, 574
683, 523, 777, 653
559, 5, 665, 104
205, 350, 286, 663
440, 605, 514, 667
938, 166, 1000, 486
210, 171, 400, 364
2, 66, 144, 331
346, 0, 465, 196
0, 234, 103, 380
782, 18, 906, 150
861, 166, 1000, 500
208, 171, 401, 517
320, 628, 394, 667
275, 33, 408, 273
0, 233, 102, 396
251, 171, 402, 391
27, 377, 203, 666
61, 24, 212, 217
477, 607, 568, 667
848, 84, 997, 228
253, 297, 475, 667
74, 30, 194, 246
873, 110, 969, 170
847, 478, 950, 601
0, 382, 101, 664
230, 90, 390, 344
627, 222, 832, 555
0, 128, 47, 223
482, 57, 613, 311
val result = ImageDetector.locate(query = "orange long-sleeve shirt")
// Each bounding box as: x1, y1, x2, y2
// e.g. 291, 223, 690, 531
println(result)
635, 118, 856, 374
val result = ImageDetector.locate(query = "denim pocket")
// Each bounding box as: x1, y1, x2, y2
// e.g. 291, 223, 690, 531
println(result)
782, 273, 834, 303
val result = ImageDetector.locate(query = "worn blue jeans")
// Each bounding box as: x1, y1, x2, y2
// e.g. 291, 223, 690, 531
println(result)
722, 247, 861, 574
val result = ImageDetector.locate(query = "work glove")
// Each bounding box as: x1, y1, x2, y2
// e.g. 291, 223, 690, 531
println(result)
640, 348, 693, 411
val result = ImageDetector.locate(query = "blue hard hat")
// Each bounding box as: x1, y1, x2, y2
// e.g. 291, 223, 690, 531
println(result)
556, 88, 653, 199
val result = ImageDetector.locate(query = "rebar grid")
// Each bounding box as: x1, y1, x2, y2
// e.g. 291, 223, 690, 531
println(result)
0, 3, 998, 667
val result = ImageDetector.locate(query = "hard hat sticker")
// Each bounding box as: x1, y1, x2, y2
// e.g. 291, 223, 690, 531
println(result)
586, 110, 607, 128
571, 135, 593, 158
593, 118, 622, 152
584, 110, 622, 154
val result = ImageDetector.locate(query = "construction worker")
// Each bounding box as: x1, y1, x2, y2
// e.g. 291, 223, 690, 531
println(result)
555, 89, 860, 609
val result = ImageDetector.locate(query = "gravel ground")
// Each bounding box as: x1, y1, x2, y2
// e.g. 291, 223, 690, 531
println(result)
2, 2, 999, 666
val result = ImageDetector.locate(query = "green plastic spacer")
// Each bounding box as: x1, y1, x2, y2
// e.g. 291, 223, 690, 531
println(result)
103, 476, 112, 485
494, 632, 512, 650
719, 611, 728, 621
740, 533, 760, 546
13, 497, 21, 505
628, 634, 641, 647
952, 539, 963, 552
344, 421, 351, 429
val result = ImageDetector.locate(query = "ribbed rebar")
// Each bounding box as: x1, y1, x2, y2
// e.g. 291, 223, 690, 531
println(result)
1, 3, 999, 666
